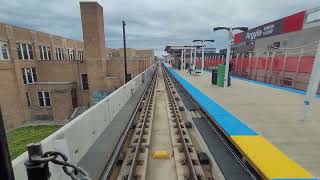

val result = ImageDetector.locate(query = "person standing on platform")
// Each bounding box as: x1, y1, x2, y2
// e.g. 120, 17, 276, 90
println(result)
224, 61, 234, 86
188, 64, 193, 74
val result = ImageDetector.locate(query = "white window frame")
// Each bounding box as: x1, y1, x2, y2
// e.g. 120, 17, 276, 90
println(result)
22, 67, 37, 84
39, 46, 51, 60
80, 73, 89, 91
56, 47, 64, 61
17, 43, 33, 60
0, 41, 10, 60
78, 50, 83, 61
37, 91, 51, 107
68, 48, 75, 61
26, 92, 31, 107
27, 44, 31, 59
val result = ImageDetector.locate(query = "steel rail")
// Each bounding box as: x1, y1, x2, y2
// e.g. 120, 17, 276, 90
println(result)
162, 65, 198, 180
127, 68, 158, 180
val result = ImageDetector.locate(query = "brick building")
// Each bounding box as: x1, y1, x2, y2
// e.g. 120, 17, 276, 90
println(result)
0, 1, 154, 129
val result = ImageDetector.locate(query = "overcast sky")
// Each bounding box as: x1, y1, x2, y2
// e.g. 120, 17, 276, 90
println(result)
0, 0, 319, 56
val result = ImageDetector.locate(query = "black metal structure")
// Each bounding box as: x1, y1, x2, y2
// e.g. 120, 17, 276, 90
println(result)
0, 107, 15, 180
122, 20, 130, 83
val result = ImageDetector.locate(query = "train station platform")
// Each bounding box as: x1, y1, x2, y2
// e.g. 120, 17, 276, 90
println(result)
170, 67, 320, 177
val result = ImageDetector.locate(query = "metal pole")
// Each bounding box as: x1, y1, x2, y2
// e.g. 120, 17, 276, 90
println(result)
201, 42, 205, 72
240, 54, 244, 76
281, 50, 288, 85
234, 53, 239, 74
294, 48, 304, 88
304, 41, 320, 120
268, 52, 276, 83
190, 49, 194, 72
264, 52, 270, 82
0, 107, 15, 180
224, 29, 232, 88
182, 49, 185, 70
180, 49, 183, 70
122, 21, 128, 83
248, 53, 252, 79
254, 53, 259, 80
193, 48, 196, 72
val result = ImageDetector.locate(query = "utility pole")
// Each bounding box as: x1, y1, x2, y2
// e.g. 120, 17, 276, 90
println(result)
0, 107, 15, 180
122, 21, 129, 84
201, 45, 205, 72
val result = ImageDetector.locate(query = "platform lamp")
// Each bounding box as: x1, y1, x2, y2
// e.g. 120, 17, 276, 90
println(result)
193, 40, 215, 73
213, 27, 248, 88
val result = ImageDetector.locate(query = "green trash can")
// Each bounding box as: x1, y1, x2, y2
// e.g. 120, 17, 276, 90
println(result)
217, 64, 225, 87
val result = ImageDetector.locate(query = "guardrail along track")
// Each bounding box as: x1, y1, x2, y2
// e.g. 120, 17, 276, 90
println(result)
117, 67, 158, 180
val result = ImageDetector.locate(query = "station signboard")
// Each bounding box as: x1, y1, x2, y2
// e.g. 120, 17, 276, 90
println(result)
234, 11, 306, 44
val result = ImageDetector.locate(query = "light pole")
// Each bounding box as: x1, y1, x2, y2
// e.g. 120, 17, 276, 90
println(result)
180, 49, 184, 70
193, 40, 215, 73
122, 21, 129, 84
213, 27, 248, 88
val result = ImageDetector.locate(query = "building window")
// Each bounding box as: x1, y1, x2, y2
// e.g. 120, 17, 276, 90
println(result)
78, 50, 83, 61
26, 92, 31, 107
22, 67, 37, 84
39, 46, 51, 60
16, 43, 33, 60
0, 41, 9, 60
81, 74, 89, 91
56, 48, 64, 61
68, 48, 75, 61
37, 91, 51, 107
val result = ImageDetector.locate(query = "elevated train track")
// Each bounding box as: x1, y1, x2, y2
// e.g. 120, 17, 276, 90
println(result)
105, 63, 260, 180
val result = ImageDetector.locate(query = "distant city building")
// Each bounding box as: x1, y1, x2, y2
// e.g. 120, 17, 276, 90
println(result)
0, 1, 154, 129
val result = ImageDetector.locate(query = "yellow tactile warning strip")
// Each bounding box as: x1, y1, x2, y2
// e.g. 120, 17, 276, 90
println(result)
152, 150, 171, 159
230, 135, 314, 180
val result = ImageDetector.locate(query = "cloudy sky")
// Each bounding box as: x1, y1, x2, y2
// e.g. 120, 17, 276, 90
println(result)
0, 0, 319, 56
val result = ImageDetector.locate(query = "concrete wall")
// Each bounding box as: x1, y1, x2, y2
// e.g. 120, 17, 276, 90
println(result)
12, 64, 156, 180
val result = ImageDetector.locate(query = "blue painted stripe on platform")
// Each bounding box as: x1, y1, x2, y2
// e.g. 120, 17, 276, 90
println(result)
164, 65, 257, 136
232, 76, 320, 99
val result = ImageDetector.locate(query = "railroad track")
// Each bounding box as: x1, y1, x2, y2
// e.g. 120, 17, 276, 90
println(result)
115, 65, 210, 180
117, 66, 158, 180
162, 66, 206, 180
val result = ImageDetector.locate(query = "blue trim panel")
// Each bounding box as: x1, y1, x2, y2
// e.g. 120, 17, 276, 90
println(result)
165, 65, 257, 136
232, 76, 320, 99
